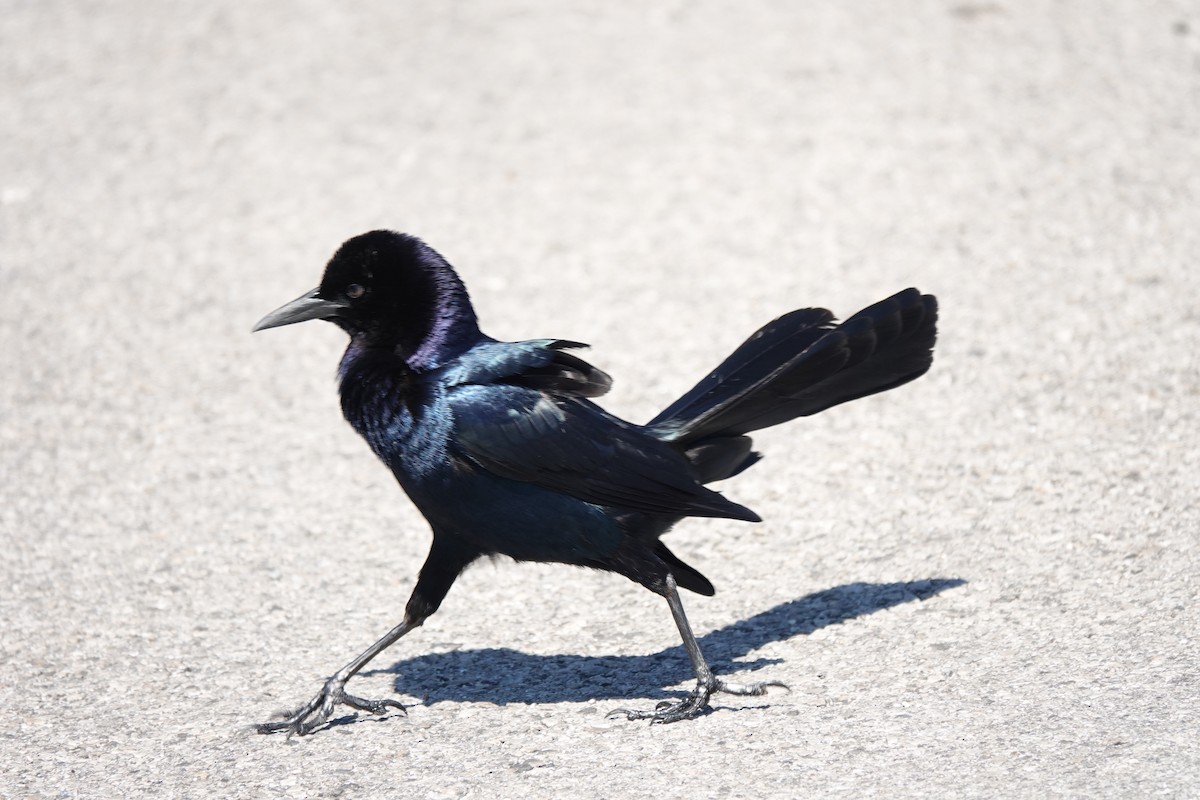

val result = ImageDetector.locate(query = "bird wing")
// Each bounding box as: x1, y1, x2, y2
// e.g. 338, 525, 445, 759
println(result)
446, 376, 759, 522
444, 339, 613, 397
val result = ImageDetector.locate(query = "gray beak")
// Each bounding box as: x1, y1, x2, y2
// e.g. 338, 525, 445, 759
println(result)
253, 288, 346, 332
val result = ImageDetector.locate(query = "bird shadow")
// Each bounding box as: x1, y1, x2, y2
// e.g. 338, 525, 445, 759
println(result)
370, 578, 965, 707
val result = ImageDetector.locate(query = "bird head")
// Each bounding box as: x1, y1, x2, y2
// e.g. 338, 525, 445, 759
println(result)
253, 230, 481, 369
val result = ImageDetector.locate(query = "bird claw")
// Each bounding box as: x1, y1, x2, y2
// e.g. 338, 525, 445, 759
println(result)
257, 676, 406, 736
341, 692, 406, 716
607, 677, 788, 724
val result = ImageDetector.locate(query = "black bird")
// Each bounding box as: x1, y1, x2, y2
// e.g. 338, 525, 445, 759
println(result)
253, 230, 937, 734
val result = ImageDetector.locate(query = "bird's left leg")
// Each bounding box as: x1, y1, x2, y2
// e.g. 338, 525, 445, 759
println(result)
609, 573, 786, 723
257, 616, 416, 736
257, 535, 471, 735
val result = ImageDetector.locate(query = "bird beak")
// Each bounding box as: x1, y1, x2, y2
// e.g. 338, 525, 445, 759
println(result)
253, 288, 346, 332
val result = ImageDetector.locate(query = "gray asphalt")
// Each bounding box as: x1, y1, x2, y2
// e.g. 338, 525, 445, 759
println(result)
2, 2, 1198, 798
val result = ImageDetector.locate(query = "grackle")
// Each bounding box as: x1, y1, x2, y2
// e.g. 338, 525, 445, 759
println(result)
253, 230, 937, 734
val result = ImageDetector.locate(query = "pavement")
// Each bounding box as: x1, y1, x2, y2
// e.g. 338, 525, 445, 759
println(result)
2, 1, 1198, 797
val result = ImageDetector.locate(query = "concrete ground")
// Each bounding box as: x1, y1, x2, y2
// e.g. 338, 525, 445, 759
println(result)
2, 1, 1197, 797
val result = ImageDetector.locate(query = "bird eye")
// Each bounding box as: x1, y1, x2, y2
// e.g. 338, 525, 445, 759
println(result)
346, 283, 366, 300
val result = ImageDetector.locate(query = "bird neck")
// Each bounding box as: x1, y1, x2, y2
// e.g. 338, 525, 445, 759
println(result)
404, 267, 481, 370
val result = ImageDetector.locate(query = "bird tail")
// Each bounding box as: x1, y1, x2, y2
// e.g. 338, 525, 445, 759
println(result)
648, 288, 938, 482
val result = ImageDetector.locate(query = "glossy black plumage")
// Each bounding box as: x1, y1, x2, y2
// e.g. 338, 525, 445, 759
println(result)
253, 230, 938, 733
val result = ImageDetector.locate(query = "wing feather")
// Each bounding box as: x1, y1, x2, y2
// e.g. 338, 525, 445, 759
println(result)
448, 383, 759, 521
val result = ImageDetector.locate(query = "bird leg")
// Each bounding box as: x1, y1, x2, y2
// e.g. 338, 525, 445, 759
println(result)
257, 615, 417, 736
609, 573, 786, 723
258, 536, 470, 736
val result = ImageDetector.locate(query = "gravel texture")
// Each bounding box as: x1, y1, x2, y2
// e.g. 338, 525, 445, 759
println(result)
2, 2, 1198, 798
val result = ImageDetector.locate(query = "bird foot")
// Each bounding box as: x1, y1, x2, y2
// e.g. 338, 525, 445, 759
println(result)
257, 676, 406, 736
607, 677, 788, 724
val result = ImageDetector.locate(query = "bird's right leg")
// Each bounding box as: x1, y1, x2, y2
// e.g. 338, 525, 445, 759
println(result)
257, 536, 472, 736
608, 572, 786, 723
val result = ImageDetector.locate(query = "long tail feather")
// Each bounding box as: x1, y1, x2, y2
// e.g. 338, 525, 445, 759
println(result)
651, 289, 937, 450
